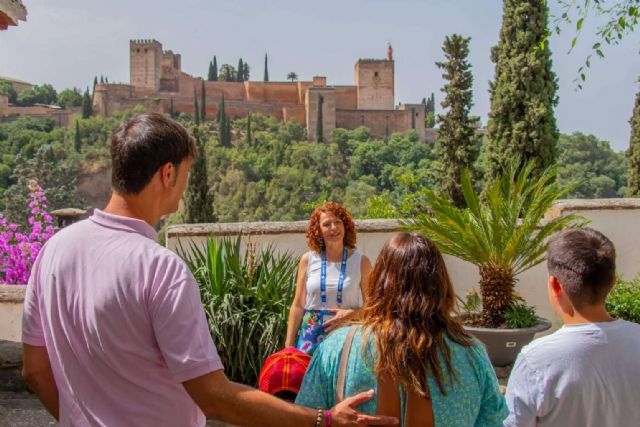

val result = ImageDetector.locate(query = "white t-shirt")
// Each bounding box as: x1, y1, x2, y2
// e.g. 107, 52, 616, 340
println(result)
304, 250, 363, 310
504, 319, 640, 427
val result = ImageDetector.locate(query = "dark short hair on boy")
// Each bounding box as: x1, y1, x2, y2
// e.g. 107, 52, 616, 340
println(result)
547, 228, 616, 308
111, 113, 196, 195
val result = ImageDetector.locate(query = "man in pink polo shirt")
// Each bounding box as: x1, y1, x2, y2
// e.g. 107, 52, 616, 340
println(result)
21, 113, 397, 427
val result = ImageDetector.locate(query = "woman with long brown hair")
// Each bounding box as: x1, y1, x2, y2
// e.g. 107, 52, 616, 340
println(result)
295, 233, 507, 426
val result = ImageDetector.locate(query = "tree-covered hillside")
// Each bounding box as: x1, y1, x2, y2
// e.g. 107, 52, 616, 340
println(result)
0, 109, 629, 226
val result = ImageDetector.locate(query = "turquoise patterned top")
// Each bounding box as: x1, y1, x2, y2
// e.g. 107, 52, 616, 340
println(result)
295, 326, 508, 427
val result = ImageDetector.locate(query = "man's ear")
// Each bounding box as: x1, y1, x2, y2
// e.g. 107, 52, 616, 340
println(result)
549, 275, 563, 298
158, 162, 176, 188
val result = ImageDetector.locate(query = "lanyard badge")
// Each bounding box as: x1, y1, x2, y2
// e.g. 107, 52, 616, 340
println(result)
320, 247, 348, 311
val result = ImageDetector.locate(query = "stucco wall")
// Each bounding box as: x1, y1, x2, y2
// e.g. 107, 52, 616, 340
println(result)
167, 199, 640, 333
0, 285, 26, 342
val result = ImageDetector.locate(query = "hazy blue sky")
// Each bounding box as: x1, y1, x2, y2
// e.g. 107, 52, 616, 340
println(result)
1, 0, 638, 150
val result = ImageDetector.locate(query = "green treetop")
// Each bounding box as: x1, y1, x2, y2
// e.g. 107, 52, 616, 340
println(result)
434, 34, 479, 208
237, 58, 244, 82
212, 56, 219, 81
81, 87, 93, 118
485, 0, 559, 182
264, 53, 269, 82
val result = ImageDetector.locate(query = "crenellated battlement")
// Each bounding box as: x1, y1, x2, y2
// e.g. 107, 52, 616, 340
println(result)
130, 39, 161, 46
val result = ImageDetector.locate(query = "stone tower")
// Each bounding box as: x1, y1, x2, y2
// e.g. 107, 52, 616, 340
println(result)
130, 39, 162, 91
355, 58, 394, 110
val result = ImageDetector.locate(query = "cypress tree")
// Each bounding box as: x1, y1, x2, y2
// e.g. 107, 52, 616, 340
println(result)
81, 87, 92, 118
212, 56, 218, 81
185, 128, 216, 223
93, 76, 98, 91
100, 75, 104, 84
217, 94, 231, 148
194, 89, 200, 126
434, 34, 479, 208
246, 112, 252, 145
74, 120, 81, 153
105, 77, 108, 83
627, 84, 640, 196
316, 94, 324, 142
264, 53, 269, 82
169, 96, 175, 118
243, 63, 250, 81
237, 59, 244, 82
485, 0, 558, 182
201, 80, 206, 122
208, 61, 215, 81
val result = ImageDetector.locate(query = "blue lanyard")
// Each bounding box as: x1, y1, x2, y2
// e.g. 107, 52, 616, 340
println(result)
320, 247, 348, 307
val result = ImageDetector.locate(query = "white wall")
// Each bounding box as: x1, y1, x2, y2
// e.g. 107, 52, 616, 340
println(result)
167, 199, 640, 332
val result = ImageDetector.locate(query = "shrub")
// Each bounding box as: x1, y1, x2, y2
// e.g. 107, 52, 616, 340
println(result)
179, 236, 298, 385
0, 180, 55, 284
606, 277, 640, 324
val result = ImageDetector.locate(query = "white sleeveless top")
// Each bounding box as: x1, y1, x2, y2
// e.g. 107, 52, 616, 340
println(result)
304, 250, 363, 310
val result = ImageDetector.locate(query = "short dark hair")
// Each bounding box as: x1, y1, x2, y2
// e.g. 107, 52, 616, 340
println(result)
547, 228, 616, 308
111, 113, 196, 194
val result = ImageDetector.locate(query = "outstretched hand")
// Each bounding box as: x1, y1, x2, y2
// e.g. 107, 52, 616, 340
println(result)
331, 389, 398, 426
322, 309, 353, 333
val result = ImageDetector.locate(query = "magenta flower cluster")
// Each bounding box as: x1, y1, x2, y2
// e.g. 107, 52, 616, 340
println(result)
0, 180, 55, 284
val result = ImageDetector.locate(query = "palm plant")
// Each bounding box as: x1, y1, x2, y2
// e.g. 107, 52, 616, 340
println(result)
179, 235, 298, 385
404, 160, 586, 328
287, 72, 298, 82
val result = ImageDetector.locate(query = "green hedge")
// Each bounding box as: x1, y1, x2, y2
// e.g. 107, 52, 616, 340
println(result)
606, 276, 640, 324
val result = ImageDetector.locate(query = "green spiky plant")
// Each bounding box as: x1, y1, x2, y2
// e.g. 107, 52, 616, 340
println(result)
179, 235, 298, 385
404, 160, 587, 328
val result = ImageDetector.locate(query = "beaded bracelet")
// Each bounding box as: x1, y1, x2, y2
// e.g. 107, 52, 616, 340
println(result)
314, 408, 323, 427
324, 409, 332, 427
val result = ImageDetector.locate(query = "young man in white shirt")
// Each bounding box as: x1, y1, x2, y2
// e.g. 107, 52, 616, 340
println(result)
504, 228, 640, 427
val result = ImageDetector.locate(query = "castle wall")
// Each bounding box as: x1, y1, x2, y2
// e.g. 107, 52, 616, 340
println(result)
2, 105, 77, 127
333, 86, 357, 110
204, 81, 247, 101
399, 103, 426, 138
282, 105, 306, 125
355, 59, 394, 110
336, 107, 419, 140
245, 82, 301, 104
306, 88, 336, 142
130, 39, 162, 91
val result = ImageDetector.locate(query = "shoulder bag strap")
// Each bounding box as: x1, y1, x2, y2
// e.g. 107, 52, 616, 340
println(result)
335, 325, 357, 403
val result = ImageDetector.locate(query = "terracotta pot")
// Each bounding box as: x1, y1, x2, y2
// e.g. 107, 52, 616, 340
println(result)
464, 317, 552, 367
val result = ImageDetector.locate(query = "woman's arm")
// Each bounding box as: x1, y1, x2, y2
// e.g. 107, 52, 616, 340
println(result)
360, 254, 373, 300
284, 253, 309, 348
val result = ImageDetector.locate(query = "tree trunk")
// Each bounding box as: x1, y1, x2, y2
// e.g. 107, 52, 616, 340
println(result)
479, 265, 515, 327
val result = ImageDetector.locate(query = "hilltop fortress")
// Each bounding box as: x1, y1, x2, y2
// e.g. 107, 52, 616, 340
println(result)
93, 39, 427, 141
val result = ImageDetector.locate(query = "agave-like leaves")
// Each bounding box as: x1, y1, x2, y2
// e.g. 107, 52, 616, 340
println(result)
177, 235, 298, 385
403, 159, 587, 286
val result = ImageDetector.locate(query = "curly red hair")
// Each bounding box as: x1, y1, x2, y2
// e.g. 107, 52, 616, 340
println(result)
306, 202, 357, 253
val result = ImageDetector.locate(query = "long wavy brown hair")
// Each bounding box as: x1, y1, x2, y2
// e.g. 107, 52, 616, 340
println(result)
305, 201, 357, 253
361, 232, 473, 397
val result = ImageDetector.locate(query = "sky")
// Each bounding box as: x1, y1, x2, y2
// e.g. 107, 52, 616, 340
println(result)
1, 0, 638, 151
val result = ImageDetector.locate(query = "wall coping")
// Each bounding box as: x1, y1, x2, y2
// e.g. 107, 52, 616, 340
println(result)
167, 198, 640, 239
551, 198, 640, 213
167, 219, 401, 238
0, 285, 26, 303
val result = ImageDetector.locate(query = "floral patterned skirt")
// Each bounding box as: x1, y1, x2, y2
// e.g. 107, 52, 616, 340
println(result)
295, 310, 332, 356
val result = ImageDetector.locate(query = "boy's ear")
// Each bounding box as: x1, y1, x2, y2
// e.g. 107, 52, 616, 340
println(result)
549, 275, 563, 297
